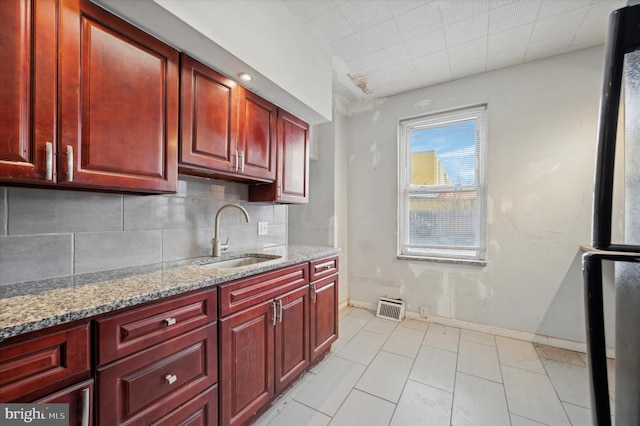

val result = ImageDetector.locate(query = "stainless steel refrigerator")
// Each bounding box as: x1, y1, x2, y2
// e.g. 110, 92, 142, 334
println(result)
583, 3, 640, 425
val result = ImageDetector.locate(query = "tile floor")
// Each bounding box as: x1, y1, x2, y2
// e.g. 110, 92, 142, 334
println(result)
254, 307, 616, 426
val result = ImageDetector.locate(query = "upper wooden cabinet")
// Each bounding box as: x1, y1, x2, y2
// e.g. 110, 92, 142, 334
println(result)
179, 54, 277, 183
0, 0, 56, 184
249, 109, 309, 204
0, 0, 179, 193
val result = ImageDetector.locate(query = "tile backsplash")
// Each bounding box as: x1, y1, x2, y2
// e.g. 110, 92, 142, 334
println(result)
0, 176, 286, 286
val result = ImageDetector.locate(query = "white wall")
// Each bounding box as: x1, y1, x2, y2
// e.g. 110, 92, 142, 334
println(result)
346, 47, 615, 346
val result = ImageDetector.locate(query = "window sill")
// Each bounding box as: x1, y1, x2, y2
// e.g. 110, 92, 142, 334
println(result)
397, 254, 487, 267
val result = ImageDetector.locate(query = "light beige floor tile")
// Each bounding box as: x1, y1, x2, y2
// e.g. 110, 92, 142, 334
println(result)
355, 350, 413, 403
348, 308, 375, 320
398, 318, 430, 331
424, 323, 460, 353
328, 389, 395, 426
336, 330, 388, 365
509, 414, 547, 425
263, 400, 331, 426
255, 373, 316, 426
363, 316, 398, 336
391, 380, 452, 426
534, 343, 586, 367
338, 306, 354, 319
563, 401, 592, 426
495, 336, 546, 374
502, 365, 571, 425
294, 356, 366, 416
410, 345, 458, 393
338, 315, 369, 342
382, 325, 425, 359
451, 372, 510, 426
543, 358, 590, 408
457, 340, 502, 383
460, 329, 496, 346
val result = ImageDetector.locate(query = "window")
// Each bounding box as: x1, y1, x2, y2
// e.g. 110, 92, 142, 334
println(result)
398, 105, 487, 263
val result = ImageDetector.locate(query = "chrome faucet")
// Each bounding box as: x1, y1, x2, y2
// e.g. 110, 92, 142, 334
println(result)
212, 203, 251, 257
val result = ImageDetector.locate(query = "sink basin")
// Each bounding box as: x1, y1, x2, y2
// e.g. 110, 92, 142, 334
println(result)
199, 255, 281, 269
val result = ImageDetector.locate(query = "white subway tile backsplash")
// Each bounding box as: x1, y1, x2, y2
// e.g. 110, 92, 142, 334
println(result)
124, 195, 194, 230
162, 227, 213, 261
0, 234, 73, 285
8, 187, 122, 235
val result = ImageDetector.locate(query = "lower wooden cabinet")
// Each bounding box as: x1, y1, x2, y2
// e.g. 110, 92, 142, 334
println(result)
151, 385, 218, 426
33, 379, 93, 426
310, 273, 339, 363
97, 323, 217, 425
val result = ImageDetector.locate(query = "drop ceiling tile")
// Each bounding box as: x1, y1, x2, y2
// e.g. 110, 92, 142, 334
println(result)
411, 50, 450, 73
530, 8, 589, 42
524, 33, 574, 62
489, 1, 541, 34
438, 0, 491, 25
329, 19, 402, 61
387, 0, 431, 17
489, 0, 518, 9
389, 75, 426, 96
418, 66, 452, 87
282, 0, 345, 23
487, 24, 533, 54
537, 0, 592, 19
568, 29, 605, 50
448, 37, 488, 65
340, 0, 394, 33
404, 29, 447, 59
579, 1, 626, 33
349, 42, 412, 75
368, 60, 420, 83
444, 13, 489, 47
394, 2, 443, 40
486, 46, 527, 71
450, 56, 487, 80
305, 7, 353, 46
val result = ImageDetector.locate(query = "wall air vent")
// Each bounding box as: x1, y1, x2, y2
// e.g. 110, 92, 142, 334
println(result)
376, 297, 405, 322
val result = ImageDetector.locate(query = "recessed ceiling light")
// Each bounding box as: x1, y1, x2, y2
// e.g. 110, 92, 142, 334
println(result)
238, 72, 253, 82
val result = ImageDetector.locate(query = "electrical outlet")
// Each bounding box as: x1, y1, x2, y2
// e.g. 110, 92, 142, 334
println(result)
419, 306, 428, 318
258, 222, 268, 236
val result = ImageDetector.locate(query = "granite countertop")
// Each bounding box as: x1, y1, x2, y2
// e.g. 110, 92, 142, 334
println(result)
0, 245, 339, 342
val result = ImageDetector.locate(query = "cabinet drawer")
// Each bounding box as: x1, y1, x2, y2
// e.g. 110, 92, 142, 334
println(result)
219, 263, 308, 317
0, 322, 90, 402
151, 385, 217, 426
97, 323, 217, 426
310, 256, 339, 281
96, 289, 216, 366
33, 379, 93, 426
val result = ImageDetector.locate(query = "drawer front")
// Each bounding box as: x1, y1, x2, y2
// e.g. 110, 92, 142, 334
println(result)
97, 323, 217, 426
33, 379, 94, 426
151, 385, 217, 426
96, 289, 217, 366
0, 323, 90, 402
219, 263, 308, 317
310, 256, 339, 281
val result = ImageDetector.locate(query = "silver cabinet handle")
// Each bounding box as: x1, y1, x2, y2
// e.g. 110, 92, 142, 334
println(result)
165, 374, 177, 385
45, 142, 53, 180
164, 317, 177, 326
81, 387, 89, 426
278, 299, 283, 323
66, 145, 74, 182
239, 150, 245, 172
272, 301, 277, 326
311, 283, 316, 304
235, 149, 239, 172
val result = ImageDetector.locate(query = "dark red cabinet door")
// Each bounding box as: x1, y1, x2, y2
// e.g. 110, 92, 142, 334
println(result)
274, 285, 310, 394
237, 88, 277, 181
58, 0, 178, 193
0, 0, 56, 184
219, 300, 275, 426
310, 274, 339, 363
179, 54, 239, 177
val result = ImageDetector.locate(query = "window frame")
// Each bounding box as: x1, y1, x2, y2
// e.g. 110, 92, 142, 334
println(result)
397, 104, 488, 265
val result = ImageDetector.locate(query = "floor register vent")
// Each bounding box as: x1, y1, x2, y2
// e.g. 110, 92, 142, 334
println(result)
376, 297, 405, 322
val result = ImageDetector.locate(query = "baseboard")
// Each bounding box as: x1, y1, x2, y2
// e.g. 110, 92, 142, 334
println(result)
348, 300, 615, 359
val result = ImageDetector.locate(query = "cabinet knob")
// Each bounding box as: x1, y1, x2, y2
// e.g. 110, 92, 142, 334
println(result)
164, 317, 177, 326
165, 374, 178, 385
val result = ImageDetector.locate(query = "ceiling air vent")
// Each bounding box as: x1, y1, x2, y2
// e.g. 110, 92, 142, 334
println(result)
376, 297, 405, 322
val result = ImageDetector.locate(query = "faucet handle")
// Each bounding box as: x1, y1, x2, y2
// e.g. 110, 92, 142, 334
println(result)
221, 237, 229, 251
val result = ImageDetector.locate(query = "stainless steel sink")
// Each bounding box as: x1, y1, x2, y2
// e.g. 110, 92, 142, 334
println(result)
199, 255, 281, 269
